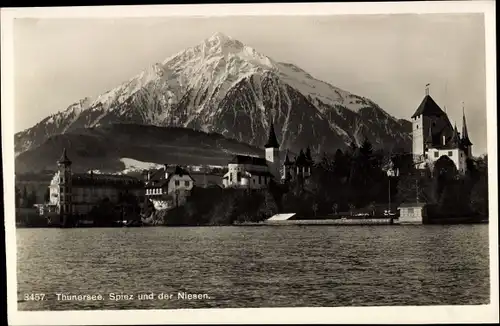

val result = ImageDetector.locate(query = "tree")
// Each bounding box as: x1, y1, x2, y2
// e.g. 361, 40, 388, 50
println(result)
44, 188, 50, 203
396, 169, 435, 204
469, 156, 488, 217
305, 146, 313, 162
28, 189, 38, 206
332, 203, 338, 214
15, 186, 21, 208
312, 202, 319, 217
21, 186, 28, 208
258, 190, 279, 220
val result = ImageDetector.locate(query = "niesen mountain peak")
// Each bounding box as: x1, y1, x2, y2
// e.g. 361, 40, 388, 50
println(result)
15, 32, 412, 164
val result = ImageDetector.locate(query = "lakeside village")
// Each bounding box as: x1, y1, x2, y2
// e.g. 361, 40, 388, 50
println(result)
15, 92, 488, 228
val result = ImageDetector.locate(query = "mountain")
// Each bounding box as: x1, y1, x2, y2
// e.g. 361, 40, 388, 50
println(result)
15, 32, 411, 157
14, 124, 264, 174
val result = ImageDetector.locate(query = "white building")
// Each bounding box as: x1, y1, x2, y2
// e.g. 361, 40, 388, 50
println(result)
411, 90, 473, 174
144, 165, 194, 210
221, 121, 312, 189
44, 149, 144, 225
398, 203, 427, 224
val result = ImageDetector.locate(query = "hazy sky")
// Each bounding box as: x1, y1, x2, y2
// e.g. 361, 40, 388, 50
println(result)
13, 14, 488, 154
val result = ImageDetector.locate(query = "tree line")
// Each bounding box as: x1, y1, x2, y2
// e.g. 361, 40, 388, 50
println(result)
155, 138, 489, 226
15, 186, 41, 208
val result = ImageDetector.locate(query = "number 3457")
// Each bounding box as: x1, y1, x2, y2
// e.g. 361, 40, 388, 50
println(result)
24, 293, 46, 301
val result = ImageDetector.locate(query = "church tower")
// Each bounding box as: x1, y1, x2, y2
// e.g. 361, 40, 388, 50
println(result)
57, 148, 73, 227
461, 107, 473, 157
265, 121, 280, 181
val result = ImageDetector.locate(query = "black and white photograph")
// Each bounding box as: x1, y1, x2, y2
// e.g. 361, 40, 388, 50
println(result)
2, 2, 498, 325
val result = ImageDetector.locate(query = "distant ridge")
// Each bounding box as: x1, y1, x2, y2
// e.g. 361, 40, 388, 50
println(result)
15, 124, 264, 174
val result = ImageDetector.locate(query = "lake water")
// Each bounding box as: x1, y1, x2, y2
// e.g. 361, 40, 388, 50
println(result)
16, 225, 490, 310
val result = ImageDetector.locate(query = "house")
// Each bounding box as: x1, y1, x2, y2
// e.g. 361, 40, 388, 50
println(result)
222, 121, 313, 189
143, 165, 194, 210
411, 87, 473, 174
398, 203, 427, 224
45, 149, 144, 225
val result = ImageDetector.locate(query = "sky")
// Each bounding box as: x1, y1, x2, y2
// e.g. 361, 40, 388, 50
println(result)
13, 14, 488, 154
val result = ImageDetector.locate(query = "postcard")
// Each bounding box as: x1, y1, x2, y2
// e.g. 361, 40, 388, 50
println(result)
1, 1, 498, 325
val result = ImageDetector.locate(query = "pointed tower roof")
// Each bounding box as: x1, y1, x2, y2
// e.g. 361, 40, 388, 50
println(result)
461, 107, 473, 146
305, 146, 312, 161
57, 148, 72, 165
283, 150, 292, 166
449, 123, 461, 147
295, 149, 307, 166
264, 121, 280, 148
411, 95, 447, 118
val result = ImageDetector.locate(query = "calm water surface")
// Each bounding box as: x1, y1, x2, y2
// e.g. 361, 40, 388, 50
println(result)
17, 225, 490, 310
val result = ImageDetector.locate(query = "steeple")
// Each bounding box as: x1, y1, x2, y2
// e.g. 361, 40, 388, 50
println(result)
57, 148, 72, 165
284, 150, 292, 166
305, 146, 312, 162
264, 120, 280, 148
450, 123, 460, 147
461, 104, 473, 146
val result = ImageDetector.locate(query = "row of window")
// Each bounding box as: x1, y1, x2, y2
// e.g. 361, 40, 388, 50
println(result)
146, 181, 191, 195
174, 180, 191, 187
146, 188, 164, 195
425, 151, 463, 159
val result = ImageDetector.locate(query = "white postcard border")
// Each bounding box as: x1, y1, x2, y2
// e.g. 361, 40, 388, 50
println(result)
2, 1, 498, 325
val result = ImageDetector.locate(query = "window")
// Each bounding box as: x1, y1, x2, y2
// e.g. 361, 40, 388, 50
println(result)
434, 152, 439, 158
229, 174, 232, 182
448, 151, 453, 156
416, 125, 419, 129
175, 180, 180, 186
184, 181, 190, 187
237, 173, 241, 182
408, 208, 414, 214
258, 176, 261, 184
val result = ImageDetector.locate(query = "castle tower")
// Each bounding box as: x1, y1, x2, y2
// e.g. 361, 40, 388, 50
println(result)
282, 150, 293, 182
411, 84, 450, 168
57, 148, 73, 226
461, 106, 473, 157
264, 121, 280, 181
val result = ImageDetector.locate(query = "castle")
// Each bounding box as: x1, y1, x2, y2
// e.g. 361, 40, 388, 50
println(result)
411, 88, 473, 174
222, 121, 313, 189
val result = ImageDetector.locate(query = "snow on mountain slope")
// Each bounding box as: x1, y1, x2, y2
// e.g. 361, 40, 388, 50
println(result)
119, 158, 164, 174
15, 32, 411, 157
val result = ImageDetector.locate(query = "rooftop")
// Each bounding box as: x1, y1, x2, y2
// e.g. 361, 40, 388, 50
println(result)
411, 95, 447, 119
72, 173, 143, 187
229, 155, 268, 166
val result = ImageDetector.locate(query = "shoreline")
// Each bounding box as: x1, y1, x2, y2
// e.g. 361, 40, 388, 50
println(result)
15, 218, 488, 228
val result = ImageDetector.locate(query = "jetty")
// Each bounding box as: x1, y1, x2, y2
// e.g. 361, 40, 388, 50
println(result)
236, 213, 395, 226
